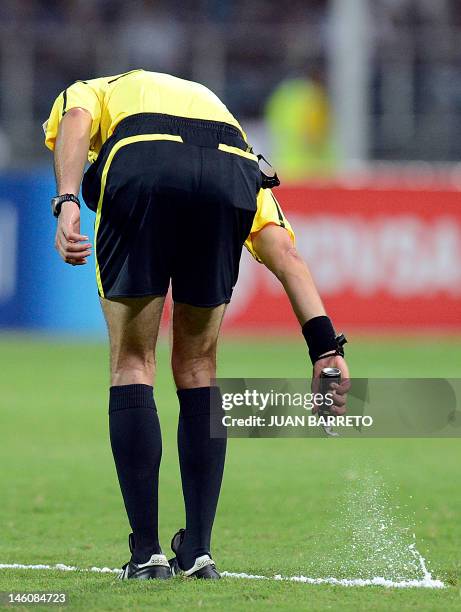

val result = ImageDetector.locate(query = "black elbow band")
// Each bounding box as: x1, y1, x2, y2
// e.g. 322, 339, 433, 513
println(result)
302, 316, 347, 364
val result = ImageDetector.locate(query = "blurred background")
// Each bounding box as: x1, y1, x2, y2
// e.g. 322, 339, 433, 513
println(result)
1, 6, 460, 601
0, 0, 460, 335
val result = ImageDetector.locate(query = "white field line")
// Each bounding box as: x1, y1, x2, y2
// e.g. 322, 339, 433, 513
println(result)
0, 563, 445, 589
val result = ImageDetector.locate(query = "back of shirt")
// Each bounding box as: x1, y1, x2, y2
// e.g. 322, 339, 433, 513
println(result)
44, 69, 246, 162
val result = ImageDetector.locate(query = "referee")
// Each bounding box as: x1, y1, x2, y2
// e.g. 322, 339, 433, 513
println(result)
44, 68, 349, 581
44, 69, 261, 580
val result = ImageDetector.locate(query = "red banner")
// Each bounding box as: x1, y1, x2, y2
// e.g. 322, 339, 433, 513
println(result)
224, 185, 461, 332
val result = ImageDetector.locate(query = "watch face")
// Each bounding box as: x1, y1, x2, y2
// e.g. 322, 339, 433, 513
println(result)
51, 197, 61, 217
51, 195, 79, 217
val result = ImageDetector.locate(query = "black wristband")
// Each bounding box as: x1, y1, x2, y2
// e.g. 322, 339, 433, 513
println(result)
302, 316, 339, 364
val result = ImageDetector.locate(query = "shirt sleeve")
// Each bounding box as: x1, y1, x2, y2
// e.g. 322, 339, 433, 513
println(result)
244, 188, 295, 262
43, 81, 102, 152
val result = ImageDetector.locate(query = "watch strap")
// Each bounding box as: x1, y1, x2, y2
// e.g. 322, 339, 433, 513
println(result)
51, 194, 80, 218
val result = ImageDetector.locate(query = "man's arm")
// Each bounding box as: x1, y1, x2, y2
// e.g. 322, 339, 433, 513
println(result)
53, 107, 92, 265
252, 223, 350, 413
252, 223, 325, 324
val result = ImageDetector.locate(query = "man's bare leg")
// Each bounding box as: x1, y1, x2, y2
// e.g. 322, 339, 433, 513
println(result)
170, 303, 226, 575
100, 296, 170, 568
101, 295, 165, 385
171, 302, 226, 388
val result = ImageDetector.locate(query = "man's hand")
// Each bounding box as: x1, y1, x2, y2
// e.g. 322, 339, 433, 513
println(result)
55, 201, 92, 265
312, 354, 350, 415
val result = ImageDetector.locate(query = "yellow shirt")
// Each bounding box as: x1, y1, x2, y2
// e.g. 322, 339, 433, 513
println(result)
245, 188, 295, 261
43, 69, 295, 260
44, 69, 247, 162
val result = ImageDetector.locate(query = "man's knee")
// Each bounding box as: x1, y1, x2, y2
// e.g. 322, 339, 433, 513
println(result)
171, 302, 224, 388
110, 350, 156, 386
172, 348, 216, 388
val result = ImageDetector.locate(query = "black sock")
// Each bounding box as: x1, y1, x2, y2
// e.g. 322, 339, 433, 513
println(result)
176, 387, 227, 570
109, 384, 162, 563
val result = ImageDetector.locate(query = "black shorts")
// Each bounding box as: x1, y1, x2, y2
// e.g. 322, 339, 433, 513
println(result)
82, 113, 260, 306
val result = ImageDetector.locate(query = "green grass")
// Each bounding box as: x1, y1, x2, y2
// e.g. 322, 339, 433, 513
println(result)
0, 334, 460, 611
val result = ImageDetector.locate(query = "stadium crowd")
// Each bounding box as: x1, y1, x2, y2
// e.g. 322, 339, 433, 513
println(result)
0, 0, 460, 163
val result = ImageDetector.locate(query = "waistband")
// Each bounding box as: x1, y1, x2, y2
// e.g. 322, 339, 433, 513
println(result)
112, 113, 250, 152
83, 112, 257, 212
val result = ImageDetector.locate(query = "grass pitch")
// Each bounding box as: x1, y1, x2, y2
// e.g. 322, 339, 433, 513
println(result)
0, 334, 460, 610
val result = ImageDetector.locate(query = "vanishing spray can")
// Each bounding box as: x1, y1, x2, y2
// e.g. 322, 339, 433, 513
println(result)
319, 367, 342, 437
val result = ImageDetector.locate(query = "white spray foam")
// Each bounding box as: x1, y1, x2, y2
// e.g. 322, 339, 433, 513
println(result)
222, 571, 444, 588
0, 472, 445, 589
0, 563, 444, 588
297, 469, 444, 588
0, 563, 119, 574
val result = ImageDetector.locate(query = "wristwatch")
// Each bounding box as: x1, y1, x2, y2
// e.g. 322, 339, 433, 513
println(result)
51, 194, 80, 218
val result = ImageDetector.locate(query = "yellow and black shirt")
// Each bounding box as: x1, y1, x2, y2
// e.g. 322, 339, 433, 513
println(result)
44, 69, 248, 162
44, 69, 294, 260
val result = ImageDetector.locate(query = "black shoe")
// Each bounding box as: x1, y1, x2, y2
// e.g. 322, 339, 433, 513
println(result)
168, 528, 221, 579
118, 533, 172, 580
